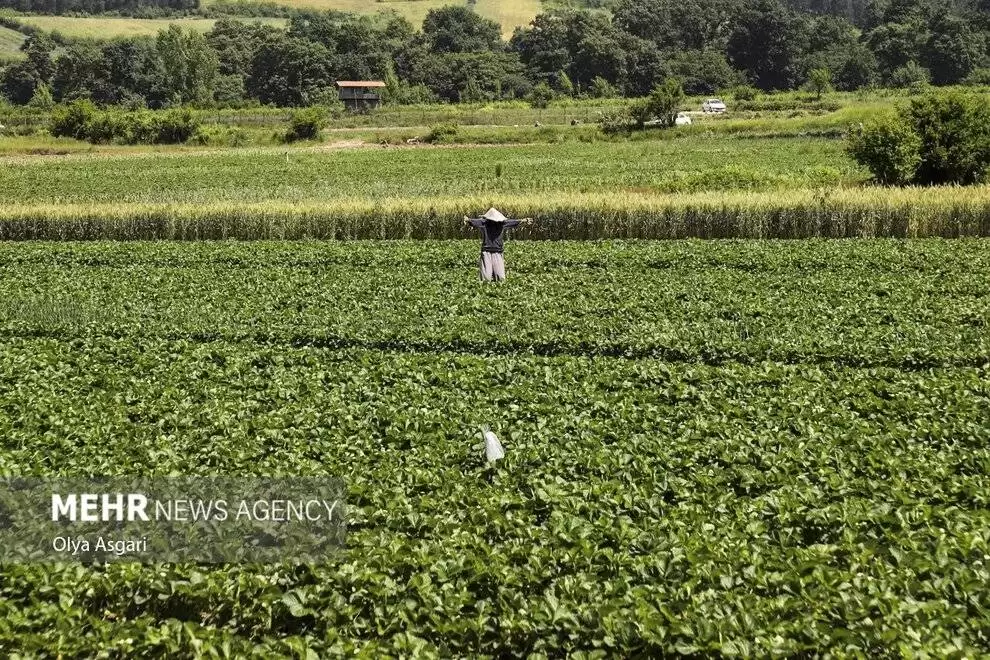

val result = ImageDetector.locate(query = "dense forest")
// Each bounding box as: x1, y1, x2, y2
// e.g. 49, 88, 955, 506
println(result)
1, 0, 989, 107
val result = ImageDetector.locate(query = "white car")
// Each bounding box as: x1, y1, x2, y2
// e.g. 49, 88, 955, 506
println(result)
644, 113, 692, 128
702, 98, 727, 113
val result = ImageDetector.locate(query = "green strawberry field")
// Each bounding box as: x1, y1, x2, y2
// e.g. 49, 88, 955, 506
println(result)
1, 239, 988, 656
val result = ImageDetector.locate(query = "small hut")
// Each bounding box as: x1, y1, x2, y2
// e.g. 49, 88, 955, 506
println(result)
336, 81, 386, 112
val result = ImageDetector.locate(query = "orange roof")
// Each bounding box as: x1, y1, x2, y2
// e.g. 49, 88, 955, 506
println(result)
336, 81, 386, 88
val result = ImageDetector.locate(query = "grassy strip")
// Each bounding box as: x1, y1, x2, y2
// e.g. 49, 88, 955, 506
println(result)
0, 22, 25, 61
2, 187, 989, 240
0, 137, 857, 202
12, 14, 288, 37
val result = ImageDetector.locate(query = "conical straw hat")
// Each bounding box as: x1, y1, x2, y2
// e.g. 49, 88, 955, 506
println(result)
482, 207, 508, 222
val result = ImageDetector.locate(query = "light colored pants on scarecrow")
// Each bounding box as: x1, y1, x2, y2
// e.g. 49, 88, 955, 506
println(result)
479, 252, 506, 282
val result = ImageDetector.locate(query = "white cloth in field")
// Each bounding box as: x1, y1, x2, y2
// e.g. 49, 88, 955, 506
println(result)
483, 429, 504, 462
478, 424, 505, 463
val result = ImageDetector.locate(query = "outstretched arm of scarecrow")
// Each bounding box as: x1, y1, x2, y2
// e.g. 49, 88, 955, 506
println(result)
463, 216, 485, 228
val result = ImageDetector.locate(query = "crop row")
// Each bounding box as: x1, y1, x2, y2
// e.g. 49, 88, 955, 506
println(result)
1, 343, 988, 654
0, 348, 988, 654
2, 240, 987, 367
3, 186, 990, 240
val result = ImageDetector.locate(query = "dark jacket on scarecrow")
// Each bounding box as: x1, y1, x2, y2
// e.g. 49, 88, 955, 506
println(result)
463, 208, 531, 282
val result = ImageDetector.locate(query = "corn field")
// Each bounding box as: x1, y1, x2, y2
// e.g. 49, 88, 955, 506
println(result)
2, 187, 990, 240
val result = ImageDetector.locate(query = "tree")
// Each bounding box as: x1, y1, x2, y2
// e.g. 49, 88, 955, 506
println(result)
666, 49, 744, 95
621, 35, 667, 96
808, 42, 879, 90
807, 67, 833, 98
727, 0, 810, 91
866, 22, 926, 75
51, 42, 103, 102
213, 75, 246, 106
156, 26, 220, 106
422, 6, 502, 53
509, 12, 571, 82
460, 77, 485, 102
23, 33, 56, 84
382, 64, 402, 105
409, 50, 524, 102
4, 0, 196, 11
572, 13, 628, 87
207, 18, 282, 81
511, 10, 630, 91
89, 37, 169, 107
1, 63, 40, 105
0, 33, 56, 105
629, 78, 685, 128
247, 37, 335, 107
924, 15, 982, 85
28, 82, 54, 109
590, 75, 618, 98
287, 11, 399, 81
613, 0, 739, 51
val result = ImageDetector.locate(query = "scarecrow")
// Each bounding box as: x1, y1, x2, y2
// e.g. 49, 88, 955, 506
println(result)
462, 208, 532, 282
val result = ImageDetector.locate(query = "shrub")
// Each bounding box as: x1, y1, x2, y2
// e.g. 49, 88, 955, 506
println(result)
83, 111, 128, 144
556, 71, 575, 97
589, 76, 618, 99
962, 68, 990, 86
189, 125, 249, 147
847, 92, 990, 186
154, 108, 199, 144
425, 123, 458, 143
733, 97, 842, 112
28, 84, 54, 110
50, 99, 97, 140
284, 107, 329, 142
889, 62, 930, 89
528, 82, 554, 109
906, 93, 990, 185
597, 109, 632, 135
730, 84, 758, 102
49, 103, 201, 145
846, 116, 921, 185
